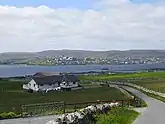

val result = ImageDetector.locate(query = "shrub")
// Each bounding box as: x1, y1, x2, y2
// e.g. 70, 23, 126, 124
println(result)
7, 112, 17, 118
95, 107, 139, 124
0, 112, 17, 119
0, 113, 9, 119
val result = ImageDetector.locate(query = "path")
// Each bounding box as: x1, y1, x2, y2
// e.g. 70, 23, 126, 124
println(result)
123, 86, 165, 124
0, 115, 60, 124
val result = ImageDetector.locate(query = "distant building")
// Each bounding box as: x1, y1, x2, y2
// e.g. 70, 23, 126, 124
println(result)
23, 74, 81, 92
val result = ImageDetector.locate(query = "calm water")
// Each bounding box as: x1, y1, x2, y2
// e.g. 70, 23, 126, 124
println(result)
0, 63, 165, 77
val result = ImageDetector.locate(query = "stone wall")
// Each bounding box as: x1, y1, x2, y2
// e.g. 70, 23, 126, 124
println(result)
109, 82, 165, 98
45, 102, 119, 124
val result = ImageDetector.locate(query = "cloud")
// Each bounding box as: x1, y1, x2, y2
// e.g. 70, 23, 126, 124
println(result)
0, 0, 165, 52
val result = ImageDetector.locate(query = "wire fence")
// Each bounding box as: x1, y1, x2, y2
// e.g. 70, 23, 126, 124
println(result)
21, 102, 64, 117
21, 99, 141, 117
0, 99, 141, 124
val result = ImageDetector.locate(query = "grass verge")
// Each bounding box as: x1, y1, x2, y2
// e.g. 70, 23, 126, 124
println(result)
120, 87, 148, 107
94, 107, 139, 124
122, 83, 165, 104
133, 87, 165, 103
0, 112, 21, 120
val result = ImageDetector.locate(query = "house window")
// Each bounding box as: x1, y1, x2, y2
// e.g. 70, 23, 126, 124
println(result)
34, 84, 35, 87
49, 84, 52, 86
40, 84, 43, 86
73, 82, 76, 84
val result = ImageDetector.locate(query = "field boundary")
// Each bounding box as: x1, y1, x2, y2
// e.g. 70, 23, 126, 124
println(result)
108, 84, 147, 107
109, 82, 165, 97
21, 99, 140, 118
108, 81, 165, 103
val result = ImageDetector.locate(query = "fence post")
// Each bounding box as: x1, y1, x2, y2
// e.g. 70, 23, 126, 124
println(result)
122, 100, 124, 107
74, 103, 77, 112
63, 102, 66, 114
20, 106, 23, 118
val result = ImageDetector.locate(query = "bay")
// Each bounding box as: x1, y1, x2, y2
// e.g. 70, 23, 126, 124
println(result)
0, 63, 165, 77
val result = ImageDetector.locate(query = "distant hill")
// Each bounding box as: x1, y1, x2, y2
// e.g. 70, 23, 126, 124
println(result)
0, 50, 165, 60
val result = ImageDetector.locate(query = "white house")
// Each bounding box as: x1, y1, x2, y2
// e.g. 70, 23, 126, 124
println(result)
23, 74, 81, 92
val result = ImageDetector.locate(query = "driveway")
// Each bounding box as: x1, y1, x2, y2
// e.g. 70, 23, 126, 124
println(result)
122, 86, 165, 124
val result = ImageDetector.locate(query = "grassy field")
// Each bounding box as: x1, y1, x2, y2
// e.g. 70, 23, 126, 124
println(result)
131, 80, 165, 93
79, 72, 165, 93
95, 107, 139, 124
79, 81, 101, 87
79, 72, 165, 81
0, 78, 129, 113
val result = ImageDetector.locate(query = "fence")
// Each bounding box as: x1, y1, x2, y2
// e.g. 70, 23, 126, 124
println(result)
21, 101, 64, 117
21, 99, 141, 118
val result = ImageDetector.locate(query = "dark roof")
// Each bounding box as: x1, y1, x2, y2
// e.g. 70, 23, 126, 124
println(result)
32, 75, 79, 85
64, 75, 80, 82
33, 72, 61, 77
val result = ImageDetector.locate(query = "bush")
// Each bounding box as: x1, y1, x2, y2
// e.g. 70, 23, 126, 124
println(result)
0, 112, 17, 119
7, 112, 17, 117
95, 107, 139, 124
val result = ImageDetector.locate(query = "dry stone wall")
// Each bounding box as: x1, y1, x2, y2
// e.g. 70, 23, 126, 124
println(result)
45, 102, 119, 124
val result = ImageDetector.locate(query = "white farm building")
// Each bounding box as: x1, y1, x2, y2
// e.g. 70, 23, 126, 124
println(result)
23, 72, 81, 92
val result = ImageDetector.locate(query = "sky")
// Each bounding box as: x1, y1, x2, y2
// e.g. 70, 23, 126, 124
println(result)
0, 0, 93, 9
0, 0, 165, 52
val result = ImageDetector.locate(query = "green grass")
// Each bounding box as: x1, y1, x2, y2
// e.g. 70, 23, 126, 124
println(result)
95, 107, 139, 124
141, 89, 165, 102
0, 79, 129, 114
131, 80, 165, 93
121, 88, 147, 107
0, 112, 19, 119
80, 82, 101, 87
123, 79, 165, 104
79, 72, 165, 93
128, 85, 165, 105
79, 72, 165, 81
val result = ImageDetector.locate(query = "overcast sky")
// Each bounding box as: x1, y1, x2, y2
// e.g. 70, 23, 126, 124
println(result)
0, 0, 165, 52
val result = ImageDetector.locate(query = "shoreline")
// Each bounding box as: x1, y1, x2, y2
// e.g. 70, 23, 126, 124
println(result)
0, 63, 160, 66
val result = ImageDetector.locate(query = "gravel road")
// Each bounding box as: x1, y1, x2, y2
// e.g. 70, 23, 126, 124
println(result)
123, 86, 165, 124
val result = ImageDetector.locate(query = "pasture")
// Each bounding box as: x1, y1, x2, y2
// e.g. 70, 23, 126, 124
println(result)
79, 72, 165, 81
79, 72, 165, 93
0, 78, 129, 113
132, 79, 165, 93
